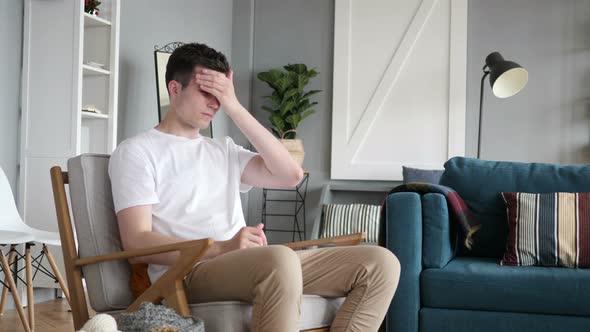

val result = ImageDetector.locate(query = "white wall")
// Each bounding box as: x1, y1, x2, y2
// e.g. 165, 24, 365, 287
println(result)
0, 0, 23, 192
117, 0, 235, 141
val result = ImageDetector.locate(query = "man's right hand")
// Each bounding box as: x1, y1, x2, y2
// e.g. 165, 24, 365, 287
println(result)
227, 223, 268, 251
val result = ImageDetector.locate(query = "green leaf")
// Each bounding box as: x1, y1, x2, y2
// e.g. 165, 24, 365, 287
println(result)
283, 88, 299, 101
301, 101, 318, 111
307, 69, 318, 78
271, 114, 285, 132
263, 92, 281, 106
257, 69, 283, 91
284, 63, 307, 74
286, 113, 301, 127
297, 75, 309, 92
300, 110, 316, 121
280, 100, 296, 116
302, 90, 321, 99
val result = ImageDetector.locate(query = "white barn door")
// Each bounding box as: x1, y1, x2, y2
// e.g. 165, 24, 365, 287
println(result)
331, 0, 467, 180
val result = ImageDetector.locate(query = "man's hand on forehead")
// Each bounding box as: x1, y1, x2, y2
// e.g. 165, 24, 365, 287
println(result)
195, 68, 241, 113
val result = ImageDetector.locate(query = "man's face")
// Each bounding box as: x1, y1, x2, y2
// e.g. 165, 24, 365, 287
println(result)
169, 66, 221, 130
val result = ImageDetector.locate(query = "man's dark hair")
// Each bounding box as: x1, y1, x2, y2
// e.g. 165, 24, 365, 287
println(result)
165, 43, 230, 90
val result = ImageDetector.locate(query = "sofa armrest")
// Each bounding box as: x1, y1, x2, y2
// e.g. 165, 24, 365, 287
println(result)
384, 192, 422, 332
422, 193, 458, 269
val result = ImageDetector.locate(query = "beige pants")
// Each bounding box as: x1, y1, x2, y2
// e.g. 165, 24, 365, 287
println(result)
184, 245, 400, 332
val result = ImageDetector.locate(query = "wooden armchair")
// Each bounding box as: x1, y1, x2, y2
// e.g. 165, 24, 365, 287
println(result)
50, 154, 365, 331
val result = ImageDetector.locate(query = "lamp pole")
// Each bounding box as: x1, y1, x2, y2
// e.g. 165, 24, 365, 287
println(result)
477, 66, 490, 159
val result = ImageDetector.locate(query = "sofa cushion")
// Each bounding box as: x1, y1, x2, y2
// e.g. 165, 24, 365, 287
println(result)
402, 166, 443, 184
501, 192, 590, 267
439, 157, 590, 258
320, 203, 381, 243
421, 257, 590, 316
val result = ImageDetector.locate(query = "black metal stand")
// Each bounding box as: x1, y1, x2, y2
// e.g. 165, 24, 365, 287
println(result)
261, 172, 309, 241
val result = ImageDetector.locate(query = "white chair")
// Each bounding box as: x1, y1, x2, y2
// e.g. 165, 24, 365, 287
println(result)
0, 231, 34, 332
0, 167, 71, 332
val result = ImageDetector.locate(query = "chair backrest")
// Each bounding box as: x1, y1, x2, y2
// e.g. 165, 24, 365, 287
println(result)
0, 167, 28, 231
66, 154, 134, 311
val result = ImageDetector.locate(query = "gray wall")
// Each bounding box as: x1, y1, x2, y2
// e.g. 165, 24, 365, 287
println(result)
0, 0, 23, 192
118, 0, 235, 141
467, 0, 590, 163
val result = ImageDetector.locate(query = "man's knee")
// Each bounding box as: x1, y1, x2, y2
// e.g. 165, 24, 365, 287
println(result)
255, 246, 302, 294
356, 246, 401, 285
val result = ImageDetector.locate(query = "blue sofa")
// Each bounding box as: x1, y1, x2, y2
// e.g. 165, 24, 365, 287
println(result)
385, 157, 590, 332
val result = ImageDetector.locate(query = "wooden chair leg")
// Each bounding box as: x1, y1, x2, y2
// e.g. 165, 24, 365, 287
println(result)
0, 248, 31, 332
43, 244, 71, 306
26, 244, 35, 330
0, 244, 16, 315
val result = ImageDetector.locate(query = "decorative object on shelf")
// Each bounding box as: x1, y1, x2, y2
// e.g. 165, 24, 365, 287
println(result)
82, 105, 103, 114
262, 171, 310, 242
154, 42, 213, 138
257, 64, 321, 165
84, 0, 101, 15
477, 51, 528, 158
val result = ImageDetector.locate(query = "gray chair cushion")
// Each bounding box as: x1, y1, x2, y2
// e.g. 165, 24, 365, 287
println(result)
68, 154, 134, 311
107, 295, 344, 332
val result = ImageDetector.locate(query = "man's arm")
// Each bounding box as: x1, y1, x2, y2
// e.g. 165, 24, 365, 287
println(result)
196, 69, 304, 189
118, 205, 267, 265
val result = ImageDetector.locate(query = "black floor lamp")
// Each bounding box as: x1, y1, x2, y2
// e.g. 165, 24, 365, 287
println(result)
477, 51, 528, 158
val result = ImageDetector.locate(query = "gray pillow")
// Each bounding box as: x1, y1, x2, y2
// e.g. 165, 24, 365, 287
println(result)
402, 166, 443, 184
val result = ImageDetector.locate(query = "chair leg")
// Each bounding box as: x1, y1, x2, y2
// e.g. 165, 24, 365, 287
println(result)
26, 244, 35, 331
43, 244, 71, 306
0, 244, 16, 315
0, 247, 31, 332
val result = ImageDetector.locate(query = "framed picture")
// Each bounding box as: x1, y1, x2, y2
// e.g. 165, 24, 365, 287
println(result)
154, 42, 213, 138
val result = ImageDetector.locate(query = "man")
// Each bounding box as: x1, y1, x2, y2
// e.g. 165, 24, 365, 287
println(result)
109, 43, 400, 332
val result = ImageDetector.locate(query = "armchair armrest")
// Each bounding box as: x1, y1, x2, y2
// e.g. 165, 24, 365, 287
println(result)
75, 238, 213, 317
422, 193, 457, 268
282, 232, 366, 250
74, 239, 212, 267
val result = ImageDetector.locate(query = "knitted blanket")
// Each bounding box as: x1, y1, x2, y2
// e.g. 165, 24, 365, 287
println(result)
381, 182, 481, 250
117, 302, 204, 332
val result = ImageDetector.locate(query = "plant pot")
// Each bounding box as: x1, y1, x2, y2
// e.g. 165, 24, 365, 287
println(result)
280, 139, 305, 166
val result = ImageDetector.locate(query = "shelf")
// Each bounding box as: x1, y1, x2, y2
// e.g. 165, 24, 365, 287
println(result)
83, 64, 110, 76
83, 12, 112, 28
82, 111, 109, 119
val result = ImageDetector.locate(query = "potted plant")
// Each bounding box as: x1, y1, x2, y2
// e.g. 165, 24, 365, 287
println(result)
257, 64, 321, 165
85, 0, 101, 15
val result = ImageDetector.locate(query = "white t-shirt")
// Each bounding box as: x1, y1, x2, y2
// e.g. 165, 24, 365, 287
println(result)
108, 128, 258, 282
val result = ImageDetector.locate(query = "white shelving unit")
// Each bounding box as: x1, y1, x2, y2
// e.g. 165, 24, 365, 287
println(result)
20, 0, 120, 288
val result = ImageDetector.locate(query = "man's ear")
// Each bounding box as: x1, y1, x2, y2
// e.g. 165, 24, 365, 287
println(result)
168, 80, 180, 98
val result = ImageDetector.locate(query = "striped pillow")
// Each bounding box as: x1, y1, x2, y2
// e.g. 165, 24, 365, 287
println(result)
320, 204, 381, 243
501, 192, 590, 267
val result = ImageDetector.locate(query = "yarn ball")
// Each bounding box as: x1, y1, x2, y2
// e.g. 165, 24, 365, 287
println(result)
78, 313, 118, 332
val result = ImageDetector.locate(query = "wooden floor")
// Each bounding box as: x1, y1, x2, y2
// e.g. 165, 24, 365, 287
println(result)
0, 298, 75, 332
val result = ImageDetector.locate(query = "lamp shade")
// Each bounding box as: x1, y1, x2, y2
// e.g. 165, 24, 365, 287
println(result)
485, 52, 528, 98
